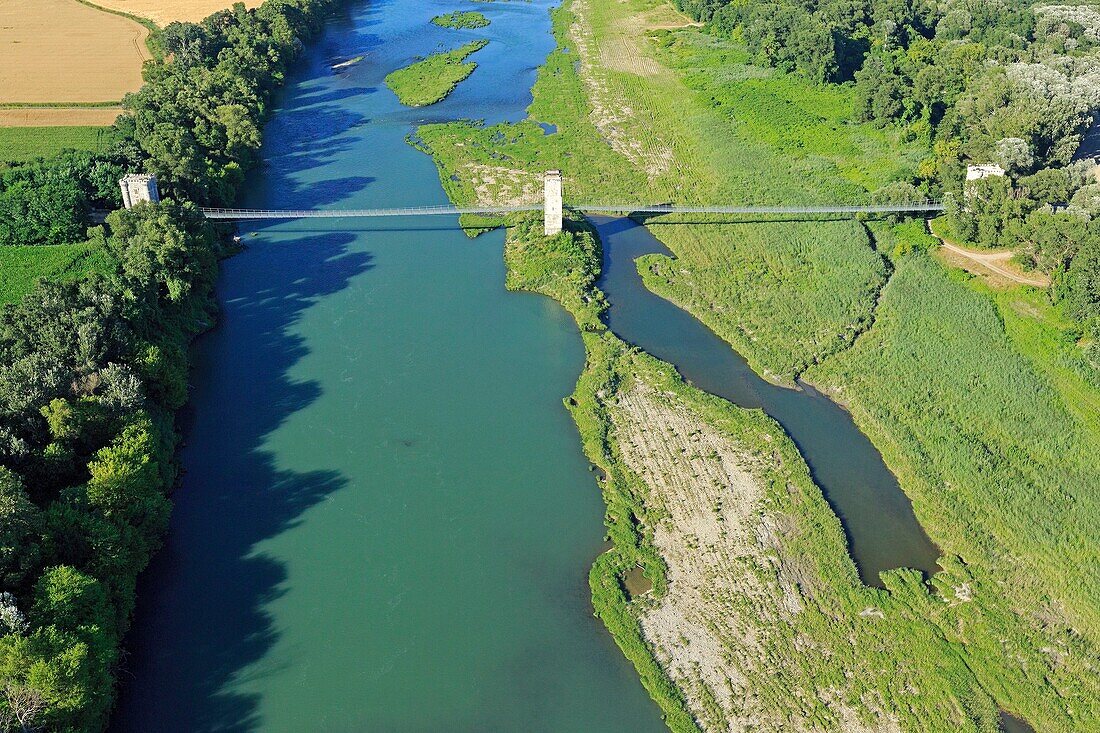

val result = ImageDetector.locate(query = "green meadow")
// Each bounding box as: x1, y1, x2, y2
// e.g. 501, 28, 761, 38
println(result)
0, 242, 114, 305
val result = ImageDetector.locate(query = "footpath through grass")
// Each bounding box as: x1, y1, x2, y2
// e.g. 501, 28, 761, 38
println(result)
414, 0, 1100, 729
384, 40, 488, 107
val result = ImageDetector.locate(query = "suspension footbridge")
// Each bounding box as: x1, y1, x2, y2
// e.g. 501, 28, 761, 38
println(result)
199, 201, 945, 221
157, 169, 942, 235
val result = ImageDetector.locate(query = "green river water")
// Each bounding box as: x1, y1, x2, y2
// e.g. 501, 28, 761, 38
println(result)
112, 1, 667, 730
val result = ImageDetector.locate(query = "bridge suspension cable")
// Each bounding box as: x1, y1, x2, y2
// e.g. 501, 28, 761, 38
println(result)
200, 201, 944, 221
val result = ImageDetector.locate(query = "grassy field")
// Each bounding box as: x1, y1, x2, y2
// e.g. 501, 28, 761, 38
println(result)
417, 0, 923, 381
431, 10, 489, 29
0, 243, 115, 305
0, 126, 115, 163
384, 39, 489, 107
416, 0, 1100, 728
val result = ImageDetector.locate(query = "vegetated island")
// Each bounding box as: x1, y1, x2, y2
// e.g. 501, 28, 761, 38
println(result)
431, 10, 490, 29
385, 40, 488, 107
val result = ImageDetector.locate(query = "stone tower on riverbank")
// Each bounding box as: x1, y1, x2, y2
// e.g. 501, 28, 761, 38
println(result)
544, 169, 563, 236
120, 173, 160, 209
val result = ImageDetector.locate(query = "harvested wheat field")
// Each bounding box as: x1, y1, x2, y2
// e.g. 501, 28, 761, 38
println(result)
0, 0, 150, 109
0, 108, 122, 127
90, 0, 262, 25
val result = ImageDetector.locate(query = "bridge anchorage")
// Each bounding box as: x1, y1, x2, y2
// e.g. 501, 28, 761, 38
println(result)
196, 171, 944, 224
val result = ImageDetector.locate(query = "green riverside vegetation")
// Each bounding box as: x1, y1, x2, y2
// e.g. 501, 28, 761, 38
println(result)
417, 0, 1100, 728
503, 213, 1065, 731
0, 243, 114, 305
0, 1, 340, 729
430, 10, 490, 29
384, 40, 489, 107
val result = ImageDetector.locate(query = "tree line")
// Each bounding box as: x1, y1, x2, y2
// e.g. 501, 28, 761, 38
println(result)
0, 1, 338, 730
674, 0, 1100, 373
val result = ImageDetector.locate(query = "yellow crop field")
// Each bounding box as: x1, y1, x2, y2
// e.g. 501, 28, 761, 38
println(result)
0, 108, 123, 127
89, 0, 262, 25
0, 0, 150, 126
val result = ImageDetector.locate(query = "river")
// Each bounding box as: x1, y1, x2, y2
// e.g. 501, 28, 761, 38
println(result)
111, 1, 666, 730
112, 0, 946, 729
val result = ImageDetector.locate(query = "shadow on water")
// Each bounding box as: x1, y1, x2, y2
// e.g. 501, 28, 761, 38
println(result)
115, 1, 668, 730
591, 215, 942, 587
110, 234, 374, 733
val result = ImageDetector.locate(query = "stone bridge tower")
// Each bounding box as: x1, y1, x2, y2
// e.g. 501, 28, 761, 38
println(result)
544, 169, 563, 236
120, 174, 161, 209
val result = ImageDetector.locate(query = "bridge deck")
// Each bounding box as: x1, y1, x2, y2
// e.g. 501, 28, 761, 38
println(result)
200, 202, 944, 220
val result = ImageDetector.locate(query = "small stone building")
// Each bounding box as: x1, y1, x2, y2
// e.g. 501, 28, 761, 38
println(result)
120, 173, 161, 209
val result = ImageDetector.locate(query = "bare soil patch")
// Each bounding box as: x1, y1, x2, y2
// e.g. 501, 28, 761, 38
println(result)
88, 0, 261, 25
460, 163, 542, 206
568, 0, 674, 176
0, 0, 150, 105
928, 225, 1050, 288
613, 383, 791, 730
613, 381, 901, 732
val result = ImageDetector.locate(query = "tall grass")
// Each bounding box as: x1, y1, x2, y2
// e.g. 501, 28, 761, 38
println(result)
808, 241, 1100, 638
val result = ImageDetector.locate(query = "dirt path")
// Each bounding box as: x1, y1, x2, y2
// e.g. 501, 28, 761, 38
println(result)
929, 225, 1049, 288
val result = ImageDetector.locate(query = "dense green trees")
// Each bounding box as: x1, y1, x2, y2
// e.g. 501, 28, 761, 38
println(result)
0, 0, 339, 729
123, 0, 335, 204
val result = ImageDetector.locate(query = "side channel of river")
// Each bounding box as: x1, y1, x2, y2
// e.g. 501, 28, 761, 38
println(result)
111, 2, 666, 731
592, 216, 942, 586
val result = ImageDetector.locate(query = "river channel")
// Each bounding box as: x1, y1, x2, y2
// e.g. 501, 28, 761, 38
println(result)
111, 1, 666, 730
592, 216, 941, 585
112, 0, 946, 728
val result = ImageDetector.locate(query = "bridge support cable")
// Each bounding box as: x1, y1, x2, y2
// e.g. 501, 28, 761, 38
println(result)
201, 202, 944, 222
199, 204, 541, 220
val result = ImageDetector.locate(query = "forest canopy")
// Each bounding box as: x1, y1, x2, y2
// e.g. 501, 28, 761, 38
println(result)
0, 1, 339, 730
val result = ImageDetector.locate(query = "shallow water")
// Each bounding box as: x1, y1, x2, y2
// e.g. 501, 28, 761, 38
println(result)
592, 215, 942, 585
999, 711, 1037, 733
111, 3, 665, 731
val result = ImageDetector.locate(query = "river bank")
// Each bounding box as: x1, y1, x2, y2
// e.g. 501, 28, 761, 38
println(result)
418, 0, 1099, 728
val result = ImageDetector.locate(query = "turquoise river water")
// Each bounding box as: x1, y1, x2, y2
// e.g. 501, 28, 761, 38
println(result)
112, 1, 666, 730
